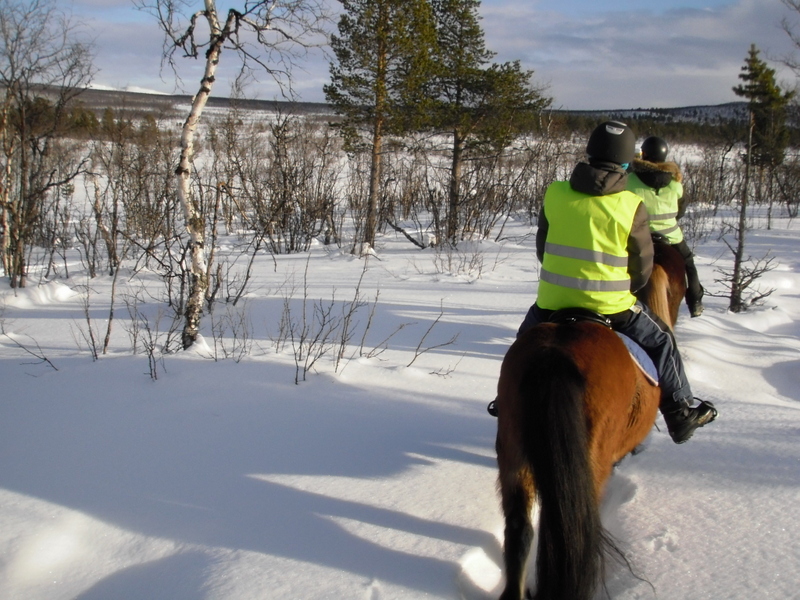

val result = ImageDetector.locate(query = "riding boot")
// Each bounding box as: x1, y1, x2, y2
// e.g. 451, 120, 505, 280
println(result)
673, 242, 704, 317
661, 398, 718, 444
685, 262, 704, 317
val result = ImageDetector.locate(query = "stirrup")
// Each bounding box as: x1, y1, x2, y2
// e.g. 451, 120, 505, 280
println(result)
487, 399, 498, 417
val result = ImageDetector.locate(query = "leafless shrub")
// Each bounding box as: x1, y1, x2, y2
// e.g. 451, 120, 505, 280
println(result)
681, 142, 740, 246
407, 300, 459, 368
362, 320, 413, 360
333, 259, 370, 371
206, 108, 341, 256
124, 300, 176, 380
431, 243, 485, 280
70, 280, 101, 360
774, 149, 800, 219
713, 252, 777, 312
210, 300, 253, 362
1, 331, 58, 372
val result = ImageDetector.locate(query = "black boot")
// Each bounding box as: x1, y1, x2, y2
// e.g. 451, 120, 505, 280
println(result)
676, 242, 704, 317
663, 398, 718, 444
686, 284, 704, 317
686, 274, 704, 316
688, 297, 704, 318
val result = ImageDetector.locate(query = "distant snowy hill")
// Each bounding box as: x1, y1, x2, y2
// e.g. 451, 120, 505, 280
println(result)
75, 86, 749, 124
76, 86, 335, 117
560, 102, 749, 125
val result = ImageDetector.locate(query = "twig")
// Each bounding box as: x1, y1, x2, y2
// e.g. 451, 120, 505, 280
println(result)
407, 300, 459, 367
2, 333, 58, 371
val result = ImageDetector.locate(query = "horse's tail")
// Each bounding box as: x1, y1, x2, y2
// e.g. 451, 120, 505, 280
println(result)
522, 349, 603, 600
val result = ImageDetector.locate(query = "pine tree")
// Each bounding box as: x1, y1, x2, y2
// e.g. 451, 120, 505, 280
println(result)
428, 0, 549, 244
733, 44, 794, 170
724, 44, 790, 312
324, 0, 436, 251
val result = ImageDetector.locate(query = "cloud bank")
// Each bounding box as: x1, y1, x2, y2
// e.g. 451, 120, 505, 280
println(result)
79, 0, 797, 109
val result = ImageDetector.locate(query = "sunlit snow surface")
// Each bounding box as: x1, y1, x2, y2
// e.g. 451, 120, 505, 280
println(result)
2, 208, 799, 599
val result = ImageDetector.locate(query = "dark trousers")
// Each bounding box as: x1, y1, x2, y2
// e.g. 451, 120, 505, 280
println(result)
673, 240, 703, 307
517, 302, 692, 411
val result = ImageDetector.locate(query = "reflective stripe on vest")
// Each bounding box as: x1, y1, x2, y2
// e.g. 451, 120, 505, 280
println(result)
540, 270, 631, 292
627, 173, 684, 244
544, 242, 629, 268
536, 181, 640, 314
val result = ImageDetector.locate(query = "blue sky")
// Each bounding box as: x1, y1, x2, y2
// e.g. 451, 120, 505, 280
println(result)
73, 0, 798, 109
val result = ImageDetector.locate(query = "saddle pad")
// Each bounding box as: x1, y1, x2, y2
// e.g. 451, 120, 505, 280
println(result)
616, 332, 659, 386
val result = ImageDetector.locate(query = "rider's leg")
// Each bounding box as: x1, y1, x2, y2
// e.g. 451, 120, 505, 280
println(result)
673, 240, 704, 317
610, 302, 716, 443
516, 303, 551, 339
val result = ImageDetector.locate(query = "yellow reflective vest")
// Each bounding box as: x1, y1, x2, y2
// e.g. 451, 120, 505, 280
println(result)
537, 181, 643, 314
627, 173, 684, 244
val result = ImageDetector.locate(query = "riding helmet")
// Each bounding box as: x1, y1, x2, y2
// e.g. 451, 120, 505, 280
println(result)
586, 121, 636, 166
641, 136, 669, 163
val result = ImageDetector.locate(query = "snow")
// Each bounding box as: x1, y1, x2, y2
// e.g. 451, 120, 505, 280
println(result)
2, 215, 800, 600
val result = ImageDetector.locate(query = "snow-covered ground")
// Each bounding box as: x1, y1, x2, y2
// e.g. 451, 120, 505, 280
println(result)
1, 214, 799, 599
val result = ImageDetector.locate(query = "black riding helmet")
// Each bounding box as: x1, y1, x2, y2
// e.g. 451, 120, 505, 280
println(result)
586, 121, 636, 166
641, 136, 669, 163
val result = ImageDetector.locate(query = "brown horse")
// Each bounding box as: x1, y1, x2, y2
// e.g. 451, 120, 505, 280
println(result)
495, 242, 686, 600
636, 239, 688, 329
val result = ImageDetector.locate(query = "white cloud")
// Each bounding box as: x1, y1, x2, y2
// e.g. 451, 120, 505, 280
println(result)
481, 0, 797, 109
79, 0, 799, 108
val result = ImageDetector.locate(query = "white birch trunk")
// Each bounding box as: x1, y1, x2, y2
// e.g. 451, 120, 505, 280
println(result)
179, 0, 225, 349
1, 100, 14, 277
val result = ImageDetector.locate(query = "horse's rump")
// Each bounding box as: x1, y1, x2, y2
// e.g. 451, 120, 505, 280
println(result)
498, 322, 656, 492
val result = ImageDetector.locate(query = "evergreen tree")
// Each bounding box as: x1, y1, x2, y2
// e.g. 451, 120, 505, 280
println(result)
724, 44, 790, 312
428, 0, 549, 244
324, 0, 436, 251
733, 44, 794, 169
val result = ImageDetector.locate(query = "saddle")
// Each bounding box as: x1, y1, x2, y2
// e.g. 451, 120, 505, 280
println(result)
487, 307, 658, 417
651, 232, 670, 245
546, 307, 612, 328
548, 308, 658, 385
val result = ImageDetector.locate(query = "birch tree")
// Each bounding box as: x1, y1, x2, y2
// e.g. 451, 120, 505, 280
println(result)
136, 0, 328, 349
0, 0, 94, 287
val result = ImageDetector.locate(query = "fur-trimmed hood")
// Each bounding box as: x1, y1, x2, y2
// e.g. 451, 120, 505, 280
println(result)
631, 157, 682, 190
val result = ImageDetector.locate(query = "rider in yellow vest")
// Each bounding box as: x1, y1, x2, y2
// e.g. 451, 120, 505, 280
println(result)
515, 121, 717, 444
627, 136, 704, 317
